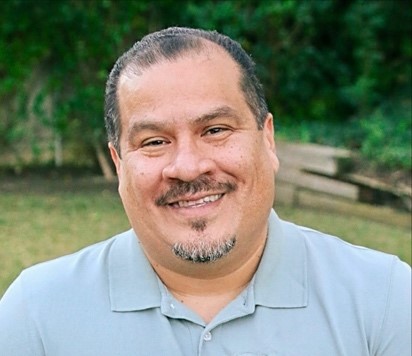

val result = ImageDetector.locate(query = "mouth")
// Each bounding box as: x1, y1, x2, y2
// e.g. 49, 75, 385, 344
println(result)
169, 193, 224, 208
155, 178, 236, 207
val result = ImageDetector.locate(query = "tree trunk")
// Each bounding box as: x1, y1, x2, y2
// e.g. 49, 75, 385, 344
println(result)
54, 133, 63, 167
94, 142, 116, 181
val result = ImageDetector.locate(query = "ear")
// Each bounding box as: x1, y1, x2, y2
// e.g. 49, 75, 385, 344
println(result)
263, 113, 275, 152
108, 142, 122, 176
262, 113, 279, 172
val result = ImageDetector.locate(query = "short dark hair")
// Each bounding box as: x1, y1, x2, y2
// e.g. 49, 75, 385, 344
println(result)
104, 27, 268, 154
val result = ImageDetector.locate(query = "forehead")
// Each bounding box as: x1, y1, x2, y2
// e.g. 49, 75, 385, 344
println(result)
117, 45, 252, 129
120, 43, 241, 92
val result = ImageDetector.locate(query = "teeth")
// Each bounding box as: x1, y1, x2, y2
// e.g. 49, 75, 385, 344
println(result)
175, 194, 222, 208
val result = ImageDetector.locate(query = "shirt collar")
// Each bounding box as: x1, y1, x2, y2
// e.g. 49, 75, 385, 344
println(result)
253, 210, 308, 308
108, 210, 308, 312
109, 229, 161, 312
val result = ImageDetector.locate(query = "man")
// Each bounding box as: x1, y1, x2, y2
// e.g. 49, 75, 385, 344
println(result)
0, 27, 410, 355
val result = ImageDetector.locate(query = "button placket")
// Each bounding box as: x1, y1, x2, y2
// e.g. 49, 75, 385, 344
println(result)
203, 331, 212, 341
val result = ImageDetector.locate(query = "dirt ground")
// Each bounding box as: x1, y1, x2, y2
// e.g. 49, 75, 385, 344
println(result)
0, 175, 118, 195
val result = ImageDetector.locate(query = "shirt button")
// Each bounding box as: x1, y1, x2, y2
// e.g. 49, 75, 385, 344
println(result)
203, 331, 212, 341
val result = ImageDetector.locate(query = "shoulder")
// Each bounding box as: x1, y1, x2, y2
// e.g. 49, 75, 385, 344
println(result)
277, 218, 410, 310
16, 230, 135, 301
283, 219, 410, 274
289, 221, 411, 354
283, 219, 410, 316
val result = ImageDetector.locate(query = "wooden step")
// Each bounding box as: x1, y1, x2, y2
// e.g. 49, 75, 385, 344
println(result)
275, 141, 410, 211
276, 141, 351, 176
276, 168, 359, 201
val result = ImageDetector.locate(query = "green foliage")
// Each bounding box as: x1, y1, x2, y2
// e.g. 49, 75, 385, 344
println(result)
360, 101, 412, 170
277, 105, 411, 171
0, 0, 410, 171
0, 0, 150, 147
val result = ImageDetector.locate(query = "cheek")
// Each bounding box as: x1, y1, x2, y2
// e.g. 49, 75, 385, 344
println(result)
217, 145, 247, 174
118, 158, 161, 200
219, 138, 260, 168
122, 155, 161, 180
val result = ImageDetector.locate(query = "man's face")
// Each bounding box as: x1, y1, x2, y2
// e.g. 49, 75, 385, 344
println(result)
110, 46, 279, 274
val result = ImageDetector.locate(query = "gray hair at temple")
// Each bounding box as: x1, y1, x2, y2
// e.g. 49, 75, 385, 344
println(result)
104, 27, 269, 155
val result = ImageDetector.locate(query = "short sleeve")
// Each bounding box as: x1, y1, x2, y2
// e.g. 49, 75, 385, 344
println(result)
0, 274, 45, 356
373, 258, 411, 356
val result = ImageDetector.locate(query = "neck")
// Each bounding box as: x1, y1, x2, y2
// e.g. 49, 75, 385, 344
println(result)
147, 237, 267, 323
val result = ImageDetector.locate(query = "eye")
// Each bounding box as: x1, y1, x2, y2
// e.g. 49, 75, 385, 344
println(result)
204, 126, 228, 136
141, 138, 168, 147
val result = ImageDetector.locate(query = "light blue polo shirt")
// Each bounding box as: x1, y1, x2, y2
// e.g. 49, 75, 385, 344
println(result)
0, 210, 410, 355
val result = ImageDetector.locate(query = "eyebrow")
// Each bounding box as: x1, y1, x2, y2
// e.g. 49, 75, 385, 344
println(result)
127, 121, 164, 143
192, 105, 243, 125
127, 105, 242, 141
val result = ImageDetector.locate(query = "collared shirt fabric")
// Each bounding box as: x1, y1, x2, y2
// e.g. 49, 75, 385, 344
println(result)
0, 210, 410, 355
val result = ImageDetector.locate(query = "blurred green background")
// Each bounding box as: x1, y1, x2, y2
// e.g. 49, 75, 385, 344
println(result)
0, 0, 410, 173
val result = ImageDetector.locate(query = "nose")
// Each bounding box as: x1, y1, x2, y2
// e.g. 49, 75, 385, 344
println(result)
162, 139, 216, 182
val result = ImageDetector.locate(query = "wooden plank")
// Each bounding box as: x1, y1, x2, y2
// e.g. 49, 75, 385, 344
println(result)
275, 180, 297, 206
277, 168, 359, 201
344, 173, 412, 197
276, 141, 351, 176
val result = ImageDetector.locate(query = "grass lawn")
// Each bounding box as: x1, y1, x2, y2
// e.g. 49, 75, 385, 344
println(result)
0, 179, 410, 296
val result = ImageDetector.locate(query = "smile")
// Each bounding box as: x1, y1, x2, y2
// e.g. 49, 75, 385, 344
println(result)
171, 194, 223, 208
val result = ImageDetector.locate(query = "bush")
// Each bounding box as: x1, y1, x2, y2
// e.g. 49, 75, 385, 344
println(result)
277, 98, 411, 172
360, 101, 411, 170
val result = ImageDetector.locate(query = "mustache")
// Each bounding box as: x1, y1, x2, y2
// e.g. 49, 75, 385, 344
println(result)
155, 176, 237, 206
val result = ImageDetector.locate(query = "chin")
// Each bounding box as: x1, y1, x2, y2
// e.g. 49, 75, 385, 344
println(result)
171, 234, 237, 264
